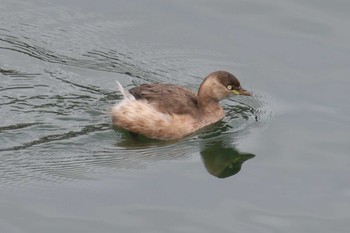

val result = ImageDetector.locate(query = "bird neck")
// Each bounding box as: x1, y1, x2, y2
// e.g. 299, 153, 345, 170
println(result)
197, 92, 222, 113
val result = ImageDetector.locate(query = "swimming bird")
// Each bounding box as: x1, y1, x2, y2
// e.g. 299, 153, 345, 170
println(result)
112, 71, 251, 140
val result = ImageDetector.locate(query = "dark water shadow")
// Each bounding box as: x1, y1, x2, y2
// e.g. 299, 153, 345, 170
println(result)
112, 125, 179, 148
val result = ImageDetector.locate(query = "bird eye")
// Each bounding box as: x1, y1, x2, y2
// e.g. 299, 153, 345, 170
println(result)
227, 85, 232, 90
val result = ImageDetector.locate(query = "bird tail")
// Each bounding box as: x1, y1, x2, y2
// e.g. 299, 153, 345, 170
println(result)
116, 81, 134, 100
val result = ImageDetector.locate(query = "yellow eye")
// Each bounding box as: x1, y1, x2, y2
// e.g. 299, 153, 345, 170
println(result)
227, 85, 232, 90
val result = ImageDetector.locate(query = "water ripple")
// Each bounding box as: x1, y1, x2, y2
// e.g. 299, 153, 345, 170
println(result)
0, 122, 41, 132
0, 30, 165, 82
0, 123, 110, 152
0, 0, 275, 185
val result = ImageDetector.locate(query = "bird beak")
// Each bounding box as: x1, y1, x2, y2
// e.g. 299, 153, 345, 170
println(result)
232, 88, 252, 96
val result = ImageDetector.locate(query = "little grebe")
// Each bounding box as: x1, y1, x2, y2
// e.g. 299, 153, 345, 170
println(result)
112, 71, 251, 140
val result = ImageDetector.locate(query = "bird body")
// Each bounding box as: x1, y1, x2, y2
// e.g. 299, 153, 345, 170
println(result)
112, 71, 251, 140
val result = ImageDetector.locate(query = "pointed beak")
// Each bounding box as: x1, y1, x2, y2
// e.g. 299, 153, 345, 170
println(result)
232, 88, 252, 96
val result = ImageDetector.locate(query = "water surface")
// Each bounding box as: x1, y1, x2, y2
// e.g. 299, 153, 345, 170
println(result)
1, 0, 349, 232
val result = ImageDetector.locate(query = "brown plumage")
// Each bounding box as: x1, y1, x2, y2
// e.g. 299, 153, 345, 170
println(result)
112, 71, 251, 140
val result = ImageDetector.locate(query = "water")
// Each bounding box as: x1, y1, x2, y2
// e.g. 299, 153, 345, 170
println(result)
1, 0, 349, 232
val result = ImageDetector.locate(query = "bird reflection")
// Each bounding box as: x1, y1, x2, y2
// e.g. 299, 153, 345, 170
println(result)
114, 124, 255, 179
200, 139, 255, 178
